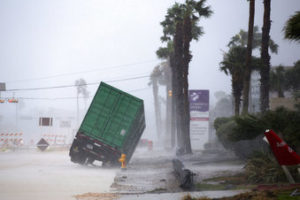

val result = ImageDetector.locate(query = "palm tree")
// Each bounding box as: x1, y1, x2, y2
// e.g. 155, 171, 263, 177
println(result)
260, 0, 271, 113
242, 0, 255, 115
270, 66, 286, 97
157, 62, 173, 148
220, 46, 261, 116
228, 26, 278, 53
75, 78, 89, 127
157, 48, 177, 149
157, 0, 212, 154
149, 66, 163, 139
228, 26, 278, 114
284, 11, 300, 42
220, 46, 246, 116
285, 60, 300, 96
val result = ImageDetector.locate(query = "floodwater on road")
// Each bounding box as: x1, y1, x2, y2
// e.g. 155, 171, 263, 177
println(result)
0, 150, 117, 200
112, 148, 244, 194
0, 148, 247, 200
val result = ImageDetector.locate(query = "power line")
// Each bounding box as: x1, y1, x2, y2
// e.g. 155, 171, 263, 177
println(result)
7, 87, 151, 100
4, 75, 151, 92
5, 59, 158, 83
107, 75, 149, 83
127, 87, 151, 93
19, 97, 87, 100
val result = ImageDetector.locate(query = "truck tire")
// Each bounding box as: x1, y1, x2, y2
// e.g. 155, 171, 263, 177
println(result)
70, 139, 86, 164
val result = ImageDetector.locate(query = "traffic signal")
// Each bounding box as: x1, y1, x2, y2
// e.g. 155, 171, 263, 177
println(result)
168, 90, 172, 97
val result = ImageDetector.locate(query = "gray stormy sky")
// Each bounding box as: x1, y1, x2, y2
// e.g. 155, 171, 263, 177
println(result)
0, 0, 299, 136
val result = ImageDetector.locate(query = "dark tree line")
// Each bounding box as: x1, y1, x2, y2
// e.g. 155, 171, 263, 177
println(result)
270, 61, 300, 98
220, 25, 278, 116
220, 0, 277, 116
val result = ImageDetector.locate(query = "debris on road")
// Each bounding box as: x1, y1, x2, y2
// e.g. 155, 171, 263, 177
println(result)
111, 149, 243, 195
172, 158, 194, 189
111, 149, 178, 193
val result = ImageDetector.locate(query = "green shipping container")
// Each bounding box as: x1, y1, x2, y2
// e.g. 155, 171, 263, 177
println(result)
69, 82, 145, 166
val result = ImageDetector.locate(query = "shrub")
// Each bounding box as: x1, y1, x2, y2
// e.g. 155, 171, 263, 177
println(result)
214, 107, 300, 153
231, 114, 266, 141
244, 152, 285, 183
262, 107, 300, 151
244, 151, 299, 183
214, 117, 234, 130
215, 119, 236, 149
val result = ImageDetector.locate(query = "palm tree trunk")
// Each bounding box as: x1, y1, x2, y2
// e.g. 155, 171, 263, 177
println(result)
242, 0, 255, 115
232, 75, 242, 116
260, 0, 271, 113
278, 90, 284, 98
152, 79, 162, 139
77, 92, 79, 127
174, 21, 184, 151
234, 92, 241, 116
165, 58, 173, 148
278, 87, 284, 98
170, 54, 176, 148
182, 15, 193, 154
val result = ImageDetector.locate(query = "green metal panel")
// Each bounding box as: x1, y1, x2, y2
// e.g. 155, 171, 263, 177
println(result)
78, 82, 145, 149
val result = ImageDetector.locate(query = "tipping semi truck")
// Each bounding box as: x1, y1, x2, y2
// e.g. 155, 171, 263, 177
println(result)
69, 82, 145, 166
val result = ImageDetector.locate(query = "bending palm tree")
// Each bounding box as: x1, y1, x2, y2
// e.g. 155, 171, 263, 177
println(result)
157, 0, 212, 154
284, 11, 300, 42
270, 66, 286, 98
149, 66, 163, 139
220, 46, 246, 116
75, 78, 89, 127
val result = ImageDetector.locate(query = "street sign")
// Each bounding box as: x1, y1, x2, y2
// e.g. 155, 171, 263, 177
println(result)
37, 138, 49, 151
189, 90, 209, 150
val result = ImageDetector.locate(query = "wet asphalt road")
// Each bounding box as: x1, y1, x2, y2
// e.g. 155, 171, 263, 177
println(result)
0, 149, 117, 200
0, 148, 246, 200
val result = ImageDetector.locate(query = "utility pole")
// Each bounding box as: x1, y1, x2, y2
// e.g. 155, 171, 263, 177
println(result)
77, 92, 79, 128
16, 98, 18, 129
0, 83, 6, 102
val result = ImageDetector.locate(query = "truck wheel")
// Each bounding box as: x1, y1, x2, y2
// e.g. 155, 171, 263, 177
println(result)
83, 157, 95, 165
70, 140, 86, 165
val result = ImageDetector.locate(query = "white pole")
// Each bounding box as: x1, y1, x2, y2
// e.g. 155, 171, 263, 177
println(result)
281, 165, 295, 184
